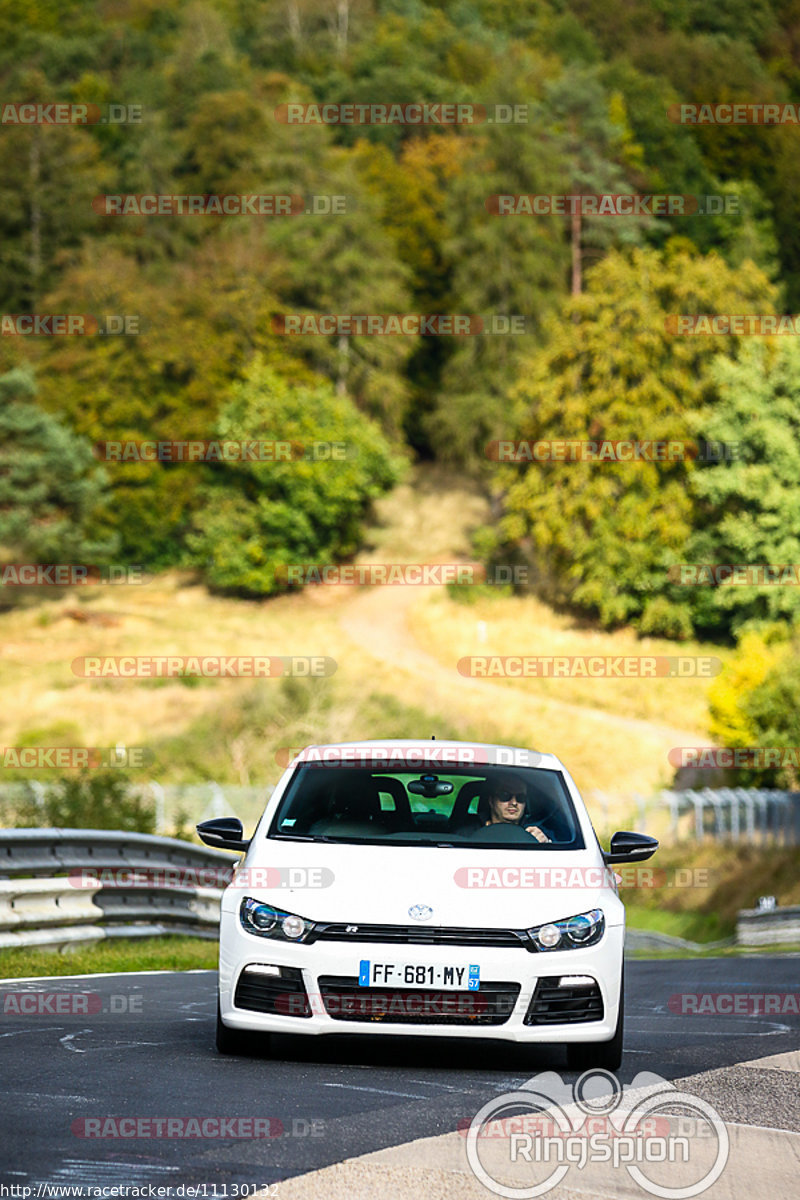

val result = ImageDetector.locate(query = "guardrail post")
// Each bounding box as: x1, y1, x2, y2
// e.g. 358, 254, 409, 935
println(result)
689, 790, 704, 841
150, 782, 166, 835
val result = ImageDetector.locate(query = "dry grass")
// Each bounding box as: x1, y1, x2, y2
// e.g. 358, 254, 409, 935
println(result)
409, 589, 725, 733
0, 466, 725, 831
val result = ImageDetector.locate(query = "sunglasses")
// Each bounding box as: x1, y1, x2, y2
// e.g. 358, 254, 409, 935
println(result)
495, 790, 524, 803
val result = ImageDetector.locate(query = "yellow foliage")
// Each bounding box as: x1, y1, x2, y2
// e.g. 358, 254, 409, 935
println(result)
707, 632, 788, 747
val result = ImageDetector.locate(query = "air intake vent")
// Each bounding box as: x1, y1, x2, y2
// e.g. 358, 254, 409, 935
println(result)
524, 976, 603, 1025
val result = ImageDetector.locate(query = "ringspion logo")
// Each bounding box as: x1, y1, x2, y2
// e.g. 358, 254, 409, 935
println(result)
466, 1070, 729, 1198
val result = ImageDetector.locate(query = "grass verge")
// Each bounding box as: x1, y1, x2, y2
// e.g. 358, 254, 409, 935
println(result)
0, 936, 218, 979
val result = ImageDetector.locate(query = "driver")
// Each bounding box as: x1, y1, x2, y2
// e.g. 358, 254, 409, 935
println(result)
485, 774, 551, 843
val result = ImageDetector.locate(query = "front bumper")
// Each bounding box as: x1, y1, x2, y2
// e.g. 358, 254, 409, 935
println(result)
218, 917, 624, 1043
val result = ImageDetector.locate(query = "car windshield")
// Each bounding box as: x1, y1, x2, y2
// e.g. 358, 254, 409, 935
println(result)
267, 764, 585, 848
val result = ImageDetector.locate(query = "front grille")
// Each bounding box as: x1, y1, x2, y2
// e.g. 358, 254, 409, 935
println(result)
524, 976, 604, 1025
234, 966, 311, 1017
317, 975, 520, 1025
310, 922, 532, 951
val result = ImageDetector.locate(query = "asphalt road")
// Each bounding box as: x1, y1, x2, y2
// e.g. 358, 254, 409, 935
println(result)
1, 957, 798, 1194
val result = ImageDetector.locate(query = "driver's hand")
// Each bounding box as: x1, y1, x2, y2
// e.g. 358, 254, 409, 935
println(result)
525, 825, 551, 843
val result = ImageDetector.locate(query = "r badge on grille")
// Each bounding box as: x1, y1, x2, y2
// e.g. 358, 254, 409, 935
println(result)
408, 904, 433, 921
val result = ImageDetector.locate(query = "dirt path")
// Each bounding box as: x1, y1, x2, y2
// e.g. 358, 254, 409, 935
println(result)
339, 582, 705, 747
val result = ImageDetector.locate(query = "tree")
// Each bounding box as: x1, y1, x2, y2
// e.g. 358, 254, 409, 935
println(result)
707, 628, 800, 788
538, 65, 653, 296
687, 339, 800, 635
186, 356, 403, 595
421, 46, 572, 464
0, 58, 114, 312
490, 246, 777, 637
0, 366, 115, 566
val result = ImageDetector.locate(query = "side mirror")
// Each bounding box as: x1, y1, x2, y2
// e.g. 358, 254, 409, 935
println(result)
602, 830, 658, 864
196, 817, 251, 852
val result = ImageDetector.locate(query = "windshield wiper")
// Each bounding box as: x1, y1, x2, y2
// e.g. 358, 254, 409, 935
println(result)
270, 833, 333, 842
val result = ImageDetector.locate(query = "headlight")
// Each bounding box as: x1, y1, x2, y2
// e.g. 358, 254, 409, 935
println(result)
528, 909, 604, 951
240, 898, 313, 942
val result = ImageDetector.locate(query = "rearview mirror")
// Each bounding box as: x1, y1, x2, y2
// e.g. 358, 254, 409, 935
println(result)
196, 817, 251, 852
407, 774, 454, 799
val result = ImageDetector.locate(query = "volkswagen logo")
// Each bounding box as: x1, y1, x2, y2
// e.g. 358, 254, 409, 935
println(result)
408, 904, 433, 922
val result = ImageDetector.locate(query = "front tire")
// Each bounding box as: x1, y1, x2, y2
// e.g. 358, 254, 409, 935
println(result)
566, 973, 624, 1072
216, 999, 270, 1056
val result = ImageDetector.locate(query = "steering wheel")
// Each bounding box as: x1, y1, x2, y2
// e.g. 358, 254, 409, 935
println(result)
467, 822, 540, 844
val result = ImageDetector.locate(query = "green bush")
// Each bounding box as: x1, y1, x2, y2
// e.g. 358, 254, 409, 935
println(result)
16, 770, 156, 833
187, 357, 405, 596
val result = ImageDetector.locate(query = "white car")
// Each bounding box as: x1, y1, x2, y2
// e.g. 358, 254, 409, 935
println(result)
198, 740, 657, 1070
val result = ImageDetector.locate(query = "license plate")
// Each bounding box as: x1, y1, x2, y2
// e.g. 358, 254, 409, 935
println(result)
358, 960, 480, 990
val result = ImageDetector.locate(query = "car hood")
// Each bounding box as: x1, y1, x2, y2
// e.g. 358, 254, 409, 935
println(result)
222, 839, 624, 927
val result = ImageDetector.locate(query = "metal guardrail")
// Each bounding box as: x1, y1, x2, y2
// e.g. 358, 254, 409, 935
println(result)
0, 782, 274, 837
1, 820, 796, 953
658, 788, 800, 844
625, 929, 735, 954
736, 905, 800, 946
0, 829, 236, 950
